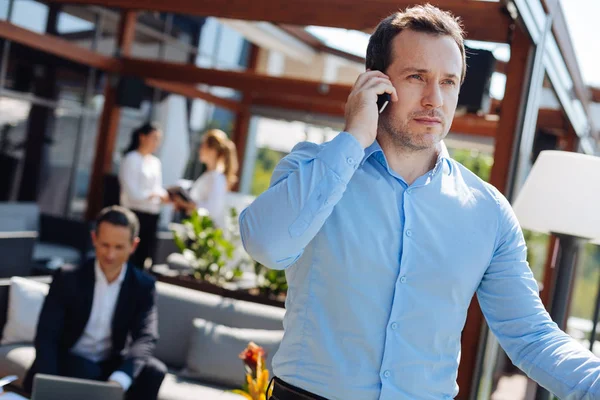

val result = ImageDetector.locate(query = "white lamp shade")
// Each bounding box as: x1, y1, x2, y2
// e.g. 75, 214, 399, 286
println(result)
512, 150, 600, 242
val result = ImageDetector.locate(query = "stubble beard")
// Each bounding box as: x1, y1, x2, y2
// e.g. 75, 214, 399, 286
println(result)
378, 113, 446, 153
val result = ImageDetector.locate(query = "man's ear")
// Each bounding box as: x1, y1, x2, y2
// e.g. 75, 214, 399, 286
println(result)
130, 237, 141, 254
91, 230, 97, 247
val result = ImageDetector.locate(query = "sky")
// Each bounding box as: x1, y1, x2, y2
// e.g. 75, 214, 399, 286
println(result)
307, 0, 600, 88
559, 0, 600, 86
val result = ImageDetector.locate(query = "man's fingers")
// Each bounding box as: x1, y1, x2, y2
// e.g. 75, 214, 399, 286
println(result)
354, 70, 391, 90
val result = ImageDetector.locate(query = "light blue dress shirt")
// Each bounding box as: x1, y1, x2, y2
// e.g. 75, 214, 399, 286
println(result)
239, 132, 600, 400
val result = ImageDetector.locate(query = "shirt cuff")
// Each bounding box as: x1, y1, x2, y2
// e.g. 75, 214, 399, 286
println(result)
317, 132, 365, 183
108, 371, 132, 391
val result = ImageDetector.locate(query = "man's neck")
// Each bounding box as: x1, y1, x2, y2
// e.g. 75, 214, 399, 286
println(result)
377, 133, 440, 186
99, 262, 123, 284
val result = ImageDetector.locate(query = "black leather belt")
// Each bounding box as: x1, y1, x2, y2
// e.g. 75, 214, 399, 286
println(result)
269, 377, 329, 400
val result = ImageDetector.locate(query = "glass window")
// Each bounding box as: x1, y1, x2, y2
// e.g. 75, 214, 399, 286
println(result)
57, 10, 94, 34
55, 8, 97, 51
69, 109, 99, 219
190, 98, 211, 132
132, 17, 161, 60
216, 24, 245, 69
11, 0, 49, 34
198, 17, 219, 64
95, 13, 119, 57
251, 147, 286, 196
568, 243, 600, 352
0, 0, 10, 20
0, 96, 31, 201
38, 107, 81, 216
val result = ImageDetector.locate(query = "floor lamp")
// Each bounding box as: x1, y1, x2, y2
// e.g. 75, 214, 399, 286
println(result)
512, 150, 600, 400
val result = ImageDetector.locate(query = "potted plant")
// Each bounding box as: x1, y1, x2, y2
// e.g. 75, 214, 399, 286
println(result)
171, 210, 236, 284
253, 262, 287, 300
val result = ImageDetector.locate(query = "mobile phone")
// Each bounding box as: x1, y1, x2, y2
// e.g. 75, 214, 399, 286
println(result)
377, 93, 391, 114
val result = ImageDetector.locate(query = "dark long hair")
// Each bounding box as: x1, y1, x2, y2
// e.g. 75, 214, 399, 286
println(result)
123, 122, 160, 155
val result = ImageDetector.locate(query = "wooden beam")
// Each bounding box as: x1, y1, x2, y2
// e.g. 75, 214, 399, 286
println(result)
591, 87, 600, 103
450, 114, 498, 138
0, 20, 118, 71
120, 57, 353, 102
252, 93, 346, 117
538, 108, 567, 131
146, 79, 241, 112
490, 25, 531, 193
85, 10, 137, 221
117, 9, 137, 54
232, 43, 260, 191
47, 0, 511, 43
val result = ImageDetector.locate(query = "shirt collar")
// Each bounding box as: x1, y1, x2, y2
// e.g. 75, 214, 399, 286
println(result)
94, 260, 128, 286
361, 140, 453, 176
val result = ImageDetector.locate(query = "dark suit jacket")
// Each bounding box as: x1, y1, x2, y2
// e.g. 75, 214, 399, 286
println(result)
24, 259, 159, 391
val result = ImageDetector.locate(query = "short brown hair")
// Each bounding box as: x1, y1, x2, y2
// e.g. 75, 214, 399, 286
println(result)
366, 4, 466, 82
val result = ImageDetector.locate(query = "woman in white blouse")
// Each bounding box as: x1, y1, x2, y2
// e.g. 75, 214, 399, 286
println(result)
174, 129, 238, 228
119, 122, 168, 268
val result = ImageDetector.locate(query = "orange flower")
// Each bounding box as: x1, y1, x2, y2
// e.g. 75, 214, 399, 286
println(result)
239, 342, 267, 371
232, 342, 271, 400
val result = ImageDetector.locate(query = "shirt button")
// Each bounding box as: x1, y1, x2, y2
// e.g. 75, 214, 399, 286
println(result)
347, 157, 355, 165
391, 322, 398, 330
405, 229, 412, 237
400, 276, 407, 284
383, 370, 391, 378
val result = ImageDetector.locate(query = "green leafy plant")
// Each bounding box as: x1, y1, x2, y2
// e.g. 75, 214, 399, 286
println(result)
172, 210, 235, 283
254, 261, 288, 297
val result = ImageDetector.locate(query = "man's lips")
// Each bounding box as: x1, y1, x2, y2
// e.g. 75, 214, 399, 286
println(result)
413, 117, 442, 125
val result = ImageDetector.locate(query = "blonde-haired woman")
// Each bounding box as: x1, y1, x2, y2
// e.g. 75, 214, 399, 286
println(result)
174, 129, 238, 228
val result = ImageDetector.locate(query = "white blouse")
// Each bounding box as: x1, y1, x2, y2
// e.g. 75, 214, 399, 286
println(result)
189, 170, 228, 228
119, 151, 166, 214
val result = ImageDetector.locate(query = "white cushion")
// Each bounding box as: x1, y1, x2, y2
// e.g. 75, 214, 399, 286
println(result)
1, 277, 49, 345
180, 318, 283, 388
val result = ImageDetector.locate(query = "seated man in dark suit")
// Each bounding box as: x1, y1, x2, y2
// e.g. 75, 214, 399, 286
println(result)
24, 206, 166, 400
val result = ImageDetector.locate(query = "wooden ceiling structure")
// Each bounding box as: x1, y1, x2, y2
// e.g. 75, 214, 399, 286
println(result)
0, 1, 597, 399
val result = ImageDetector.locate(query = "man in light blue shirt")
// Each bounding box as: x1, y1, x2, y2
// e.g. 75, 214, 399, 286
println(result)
240, 5, 600, 400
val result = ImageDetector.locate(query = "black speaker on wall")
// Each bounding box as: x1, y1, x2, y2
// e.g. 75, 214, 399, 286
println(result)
458, 46, 497, 114
116, 76, 146, 109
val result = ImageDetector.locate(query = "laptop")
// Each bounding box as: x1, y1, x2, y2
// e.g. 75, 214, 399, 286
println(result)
32, 374, 124, 400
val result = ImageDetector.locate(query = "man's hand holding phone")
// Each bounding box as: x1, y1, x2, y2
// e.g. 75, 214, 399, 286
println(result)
343, 70, 397, 148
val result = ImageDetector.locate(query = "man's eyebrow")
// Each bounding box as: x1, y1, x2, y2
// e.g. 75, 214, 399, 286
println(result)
442, 73, 460, 81
399, 68, 460, 81
399, 67, 429, 75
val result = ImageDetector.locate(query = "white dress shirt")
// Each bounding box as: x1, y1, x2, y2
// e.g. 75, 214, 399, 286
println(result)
70, 262, 132, 390
119, 151, 167, 214
189, 170, 228, 228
